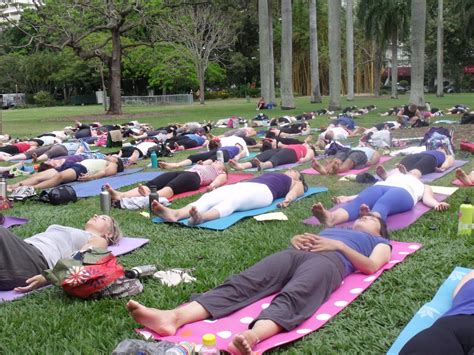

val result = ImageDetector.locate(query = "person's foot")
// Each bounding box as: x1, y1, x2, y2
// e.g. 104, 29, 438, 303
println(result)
138, 184, 149, 197
151, 200, 178, 222
228, 332, 259, 355
331, 195, 352, 204
329, 160, 340, 175
396, 163, 408, 174
311, 158, 326, 175
158, 161, 173, 169
187, 206, 203, 225
359, 204, 371, 216
375, 165, 387, 180
252, 158, 262, 171
104, 183, 123, 201
455, 168, 472, 185
126, 300, 178, 336
31, 153, 38, 164
228, 159, 241, 170
311, 202, 335, 227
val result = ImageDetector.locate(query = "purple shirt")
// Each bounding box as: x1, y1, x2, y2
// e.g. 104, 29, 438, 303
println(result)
249, 173, 292, 200
221, 146, 240, 159
423, 150, 446, 167
443, 279, 474, 317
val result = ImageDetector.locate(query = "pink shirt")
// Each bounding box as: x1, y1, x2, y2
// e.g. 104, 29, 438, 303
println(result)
188, 164, 225, 186
286, 144, 307, 160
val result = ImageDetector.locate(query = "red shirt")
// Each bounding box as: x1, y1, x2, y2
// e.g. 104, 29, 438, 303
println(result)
286, 144, 307, 160
13, 142, 31, 153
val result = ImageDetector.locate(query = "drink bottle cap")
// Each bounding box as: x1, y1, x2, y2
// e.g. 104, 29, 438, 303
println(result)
202, 333, 216, 346
463, 197, 471, 204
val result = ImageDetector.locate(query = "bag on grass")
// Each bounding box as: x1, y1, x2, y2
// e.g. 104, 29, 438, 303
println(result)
146, 143, 173, 158
106, 130, 123, 148
38, 185, 77, 205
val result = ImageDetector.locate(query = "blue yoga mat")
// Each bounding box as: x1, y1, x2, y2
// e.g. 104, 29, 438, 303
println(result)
152, 186, 328, 230
387, 266, 472, 355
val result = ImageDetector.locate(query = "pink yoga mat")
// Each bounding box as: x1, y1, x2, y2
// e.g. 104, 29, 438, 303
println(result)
301, 156, 392, 176
302, 193, 451, 231
168, 173, 253, 201
137, 241, 421, 353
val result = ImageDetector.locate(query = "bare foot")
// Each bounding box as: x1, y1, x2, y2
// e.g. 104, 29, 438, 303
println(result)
126, 300, 178, 336
151, 200, 178, 222
311, 158, 327, 175
158, 161, 173, 169
32, 152, 38, 164
188, 206, 203, 225
359, 204, 371, 216
329, 160, 340, 175
252, 158, 262, 171
455, 168, 472, 185
311, 202, 334, 227
104, 183, 123, 201
228, 332, 258, 355
396, 163, 407, 174
138, 184, 149, 197
375, 165, 387, 180
228, 159, 242, 170
332, 195, 352, 204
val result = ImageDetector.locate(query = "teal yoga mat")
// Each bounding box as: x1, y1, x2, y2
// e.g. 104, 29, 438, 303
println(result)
152, 186, 328, 230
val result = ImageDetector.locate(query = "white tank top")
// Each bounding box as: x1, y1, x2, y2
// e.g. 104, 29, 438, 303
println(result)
376, 173, 425, 205
80, 159, 107, 175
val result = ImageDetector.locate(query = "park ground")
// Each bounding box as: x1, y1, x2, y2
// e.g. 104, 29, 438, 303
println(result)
0, 94, 473, 354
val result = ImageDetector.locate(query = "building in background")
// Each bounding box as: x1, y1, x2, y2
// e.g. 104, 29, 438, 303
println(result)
0, 0, 35, 24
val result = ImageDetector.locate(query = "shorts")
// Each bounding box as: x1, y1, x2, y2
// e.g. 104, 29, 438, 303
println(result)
347, 150, 368, 168
120, 146, 143, 158
67, 163, 88, 178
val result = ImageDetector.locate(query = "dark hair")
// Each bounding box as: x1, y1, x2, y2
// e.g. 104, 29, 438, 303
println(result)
261, 140, 273, 151
208, 139, 220, 150
38, 162, 54, 172
370, 213, 390, 239
243, 136, 256, 146
297, 171, 308, 192
31, 138, 44, 146
115, 157, 124, 173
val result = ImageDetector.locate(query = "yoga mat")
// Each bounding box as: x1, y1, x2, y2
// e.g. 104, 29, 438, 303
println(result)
302, 192, 453, 231
0, 236, 149, 302
152, 187, 328, 230
137, 241, 422, 353
420, 160, 468, 183
2, 216, 29, 228
301, 156, 392, 176
452, 179, 473, 187
169, 173, 253, 201
245, 162, 303, 172
387, 266, 472, 355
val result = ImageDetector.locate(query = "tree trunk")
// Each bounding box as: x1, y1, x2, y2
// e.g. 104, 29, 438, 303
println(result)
345, 0, 354, 101
198, 63, 205, 105
436, 0, 444, 97
280, 0, 295, 109
258, 0, 271, 103
391, 29, 399, 99
410, 0, 426, 106
309, 0, 322, 103
107, 29, 122, 115
328, 0, 341, 110
268, 0, 276, 104
374, 44, 382, 97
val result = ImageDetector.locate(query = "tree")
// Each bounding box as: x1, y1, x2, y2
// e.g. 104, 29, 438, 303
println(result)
436, 0, 443, 97
409, 0, 426, 106
258, 0, 271, 104
345, 0, 354, 101
1, 0, 160, 114
328, 0, 341, 110
280, 0, 295, 109
309, 0, 322, 103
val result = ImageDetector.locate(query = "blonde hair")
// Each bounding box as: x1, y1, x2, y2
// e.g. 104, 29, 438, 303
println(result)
107, 217, 123, 245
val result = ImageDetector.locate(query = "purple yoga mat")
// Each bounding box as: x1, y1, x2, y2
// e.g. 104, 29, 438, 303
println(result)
420, 160, 468, 183
2, 216, 29, 228
301, 156, 392, 176
0, 236, 149, 302
302, 193, 451, 231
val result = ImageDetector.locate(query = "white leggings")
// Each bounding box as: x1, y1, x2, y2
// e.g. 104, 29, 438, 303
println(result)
190, 182, 274, 218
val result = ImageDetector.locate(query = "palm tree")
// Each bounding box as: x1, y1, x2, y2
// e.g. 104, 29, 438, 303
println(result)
409, 0, 426, 106
436, 0, 443, 97
309, 0, 322, 103
346, 0, 354, 101
268, 0, 276, 105
328, 0, 341, 110
258, 0, 271, 103
280, 0, 295, 109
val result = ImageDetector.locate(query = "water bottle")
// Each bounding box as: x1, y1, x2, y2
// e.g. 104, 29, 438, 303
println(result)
148, 185, 159, 217
0, 177, 7, 199
216, 149, 224, 163
165, 342, 194, 355
124, 265, 157, 279
150, 150, 158, 168
199, 334, 219, 354
100, 186, 111, 215
458, 197, 473, 237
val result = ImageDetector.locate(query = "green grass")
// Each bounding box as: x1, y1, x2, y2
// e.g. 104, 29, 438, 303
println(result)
0, 95, 473, 354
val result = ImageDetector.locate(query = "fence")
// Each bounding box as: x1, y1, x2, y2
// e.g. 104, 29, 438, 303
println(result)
121, 94, 193, 106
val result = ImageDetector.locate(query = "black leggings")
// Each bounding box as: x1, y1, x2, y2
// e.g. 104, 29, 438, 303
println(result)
400, 315, 474, 355
188, 149, 231, 163
145, 171, 201, 194
252, 148, 297, 168
0, 145, 20, 155
276, 137, 303, 145
167, 136, 199, 149
399, 153, 438, 175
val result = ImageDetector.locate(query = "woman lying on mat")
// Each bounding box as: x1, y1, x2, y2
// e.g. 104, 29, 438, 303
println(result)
455, 168, 474, 186
104, 161, 228, 206
151, 170, 306, 225
400, 271, 474, 354
2, 140, 89, 162
312, 171, 449, 227
127, 215, 391, 355
376, 147, 454, 180
0, 214, 122, 291
228, 143, 315, 171
310, 147, 381, 175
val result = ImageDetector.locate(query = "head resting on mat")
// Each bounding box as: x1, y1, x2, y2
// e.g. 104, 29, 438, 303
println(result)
285, 169, 308, 192
353, 213, 389, 239
85, 214, 123, 245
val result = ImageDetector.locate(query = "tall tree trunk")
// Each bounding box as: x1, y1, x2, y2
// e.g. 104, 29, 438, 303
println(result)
328, 0, 341, 110
258, 0, 271, 103
198, 63, 205, 105
108, 29, 122, 115
280, 0, 295, 109
268, 0, 276, 104
391, 29, 399, 99
345, 0, 354, 101
309, 0, 322, 103
374, 44, 382, 97
410, 0, 427, 106
436, 0, 444, 97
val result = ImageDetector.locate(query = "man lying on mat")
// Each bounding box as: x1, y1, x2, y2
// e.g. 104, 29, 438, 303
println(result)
0, 215, 122, 292
310, 146, 381, 175
312, 171, 449, 227
127, 215, 391, 355
151, 170, 306, 225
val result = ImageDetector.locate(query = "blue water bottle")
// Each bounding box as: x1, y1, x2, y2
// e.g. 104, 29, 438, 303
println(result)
150, 150, 158, 168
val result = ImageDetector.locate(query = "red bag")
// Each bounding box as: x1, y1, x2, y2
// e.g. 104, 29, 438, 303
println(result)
460, 141, 474, 153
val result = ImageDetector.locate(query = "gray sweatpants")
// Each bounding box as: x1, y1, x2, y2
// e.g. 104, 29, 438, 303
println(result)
194, 248, 344, 331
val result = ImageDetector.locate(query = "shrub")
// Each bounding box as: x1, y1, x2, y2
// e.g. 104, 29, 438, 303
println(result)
33, 91, 56, 107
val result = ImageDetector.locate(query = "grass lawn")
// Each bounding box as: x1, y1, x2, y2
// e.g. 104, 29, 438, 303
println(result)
0, 94, 473, 354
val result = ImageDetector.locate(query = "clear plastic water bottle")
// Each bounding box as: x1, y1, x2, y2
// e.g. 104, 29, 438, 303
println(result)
150, 150, 158, 168
165, 341, 194, 355
148, 185, 158, 217
100, 186, 111, 215
199, 334, 219, 354
216, 149, 224, 163
0, 177, 7, 199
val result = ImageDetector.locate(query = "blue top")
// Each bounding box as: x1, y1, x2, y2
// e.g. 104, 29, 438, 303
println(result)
55, 155, 85, 172
249, 173, 292, 200
319, 227, 391, 277
423, 150, 446, 167
443, 279, 474, 317
221, 146, 240, 159
186, 134, 205, 145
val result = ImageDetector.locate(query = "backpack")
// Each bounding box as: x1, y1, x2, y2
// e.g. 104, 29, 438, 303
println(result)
146, 143, 173, 158
106, 130, 123, 148
420, 127, 455, 155
325, 141, 351, 156
460, 113, 474, 125
38, 185, 77, 205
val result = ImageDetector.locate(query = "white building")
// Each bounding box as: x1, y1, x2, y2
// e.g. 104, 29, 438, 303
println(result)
0, 0, 35, 24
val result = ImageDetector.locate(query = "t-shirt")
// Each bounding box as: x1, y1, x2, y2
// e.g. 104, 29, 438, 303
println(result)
319, 227, 391, 277
249, 173, 292, 200
14, 142, 31, 153
320, 127, 349, 141
220, 136, 249, 157
25, 225, 91, 268
376, 173, 425, 206
39, 136, 57, 145
423, 150, 446, 167
354, 146, 376, 160
286, 144, 307, 160
221, 146, 240, 159
80, 159, 108, 175
188, 164, 224, 186
443, 279, 474, 317
61, 142, 81, 155
136, 141, 156, 155
185, 134, 206, 146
